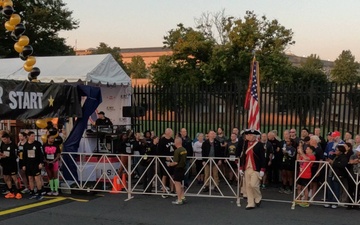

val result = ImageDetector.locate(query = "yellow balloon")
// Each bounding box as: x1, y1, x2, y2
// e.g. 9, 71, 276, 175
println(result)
5, 21, 15, 31
14, 42, 24, 53
36, 119, 48, 129
3, 0, 13, 7
9, 14, 21, 26
25, 56, 36, 67
18, 35, 30, 46
41, 134, 48, 144
23, 63, 33, 72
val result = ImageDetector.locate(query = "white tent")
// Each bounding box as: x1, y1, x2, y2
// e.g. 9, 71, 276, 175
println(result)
0, 54, 131, 85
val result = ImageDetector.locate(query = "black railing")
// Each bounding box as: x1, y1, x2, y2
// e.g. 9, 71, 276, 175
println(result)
132, 82, 360, 139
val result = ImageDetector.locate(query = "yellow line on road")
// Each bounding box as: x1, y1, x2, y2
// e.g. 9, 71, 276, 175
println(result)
0, 197, 66, 216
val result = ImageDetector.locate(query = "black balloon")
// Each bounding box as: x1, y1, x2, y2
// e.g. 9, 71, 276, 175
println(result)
22, 45, 33, 57
29, 67, 40, 78
27, 73, 34, 81
14, 23, 26, 37
19, 52, 28, 61
10, 31, 20, 41
48, 128, 58, 136
2, 6, 14, 17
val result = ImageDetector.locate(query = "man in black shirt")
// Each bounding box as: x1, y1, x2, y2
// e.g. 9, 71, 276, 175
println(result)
95, 111, 113, 126
180, 128, 192, 187
1, 133, 22, 199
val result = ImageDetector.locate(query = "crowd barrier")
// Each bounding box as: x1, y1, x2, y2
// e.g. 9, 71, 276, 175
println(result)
292, 160, 360, 209
58, 152, 242, 204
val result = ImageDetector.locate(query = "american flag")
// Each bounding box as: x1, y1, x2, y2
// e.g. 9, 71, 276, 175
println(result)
244, 59, 260, 130
88, 109, 98, 125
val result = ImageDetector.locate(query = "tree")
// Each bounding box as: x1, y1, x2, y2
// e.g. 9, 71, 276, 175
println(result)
0, 0, 79, 57
92, 42, 128, 71
301, 54, 324, 71
126, 56, 148, 78
331, 50, 360, 84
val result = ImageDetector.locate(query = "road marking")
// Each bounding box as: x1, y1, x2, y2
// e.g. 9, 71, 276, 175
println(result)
43, 196, 90, 202
0, 197, 66, 216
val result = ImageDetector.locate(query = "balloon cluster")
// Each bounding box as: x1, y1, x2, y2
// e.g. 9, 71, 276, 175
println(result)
36, 118, 59, 143
1, 0, 40, 82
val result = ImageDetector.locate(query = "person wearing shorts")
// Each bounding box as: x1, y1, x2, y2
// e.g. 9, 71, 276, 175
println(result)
23, 131, 44, 200
18, 132, 30, 194
0, 133, 22, 199
43, 135, 61, 196
296, 145, 316, 207
168, 137, 187, 205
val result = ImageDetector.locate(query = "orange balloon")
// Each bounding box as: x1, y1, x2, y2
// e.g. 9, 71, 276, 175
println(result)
41, 134, 47, 144
5, 21, 15, 31
23, 64, 33, 72
18, 35, 30, 46
9, 14, 21, 26
25, 56, 36, 66
3, 0, 13, 7
14, 42, 24, 53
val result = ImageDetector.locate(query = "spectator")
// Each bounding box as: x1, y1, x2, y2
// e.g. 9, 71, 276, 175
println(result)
279, 137, 296, 194
301, 128, 310, 140
289, 128, 300, 146
354, 134, 360, 149
344, 131, 353, 143
180, 128, 193, 187
225, 133, 240, 185
324, 145, 348, 209
202, 130, 223, 192
308, 135, 324, 199
348, 145, 360, 209
193, 133, 204, 185
296, 145, 316, 208
314, 127, 327, 151
268, 131, 281, 186
141, 136, 158, 193
260, 133, 273, 189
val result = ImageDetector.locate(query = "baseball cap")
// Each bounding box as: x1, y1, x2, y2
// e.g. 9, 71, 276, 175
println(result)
331, 131, 341, 138
98, 111, 105, 115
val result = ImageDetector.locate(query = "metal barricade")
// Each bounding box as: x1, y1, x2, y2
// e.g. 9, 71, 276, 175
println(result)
58, 153, 242, 203
292, 160, 360, 209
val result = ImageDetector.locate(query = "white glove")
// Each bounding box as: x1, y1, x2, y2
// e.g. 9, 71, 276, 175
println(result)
239, 170, 244, 176
259, 171, 264, 177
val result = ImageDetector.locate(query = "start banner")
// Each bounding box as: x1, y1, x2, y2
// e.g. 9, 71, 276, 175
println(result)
0, 79, 82, 119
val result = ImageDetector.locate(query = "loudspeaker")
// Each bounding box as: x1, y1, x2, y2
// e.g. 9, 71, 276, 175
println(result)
123, 106, 145, 117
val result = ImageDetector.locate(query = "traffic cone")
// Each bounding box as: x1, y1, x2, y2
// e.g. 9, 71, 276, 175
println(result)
110, 175, 121, 193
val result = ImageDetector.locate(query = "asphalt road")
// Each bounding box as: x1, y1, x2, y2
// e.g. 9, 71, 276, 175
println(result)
1, 185, 359, 225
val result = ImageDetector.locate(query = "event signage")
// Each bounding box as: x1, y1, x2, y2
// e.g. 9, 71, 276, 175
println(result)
0, 79, 82, 119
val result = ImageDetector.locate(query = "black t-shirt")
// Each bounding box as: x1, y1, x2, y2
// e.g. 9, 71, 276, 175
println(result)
95, 117, 113, 126
43, 143, 61, 161
262, 141, 274, 161
269, 139, 281, 161
182, 136, 193, 157
23, 140, 44, 166
157, 137, 175, 157
0, 141, 18, 165
119, 140, 132, 154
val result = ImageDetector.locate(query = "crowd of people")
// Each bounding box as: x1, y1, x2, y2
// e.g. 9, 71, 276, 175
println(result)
1, 123, 360, 209
113, 127, 360, 208
0, 121, 63, 200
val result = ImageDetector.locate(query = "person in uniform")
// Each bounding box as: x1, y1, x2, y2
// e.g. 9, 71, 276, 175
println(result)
167, 137, 187, 205
0, 133, 22, 199
23, 131, 44, 200
239, 129, 266, 210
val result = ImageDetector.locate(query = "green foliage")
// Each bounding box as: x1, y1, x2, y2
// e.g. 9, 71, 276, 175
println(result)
151, 11, 295, 87
92, 42, 128, 71
301, 54, 324, 71
126, 56, 148, 78
331, 50, 360, 84
0, 0, 79, 57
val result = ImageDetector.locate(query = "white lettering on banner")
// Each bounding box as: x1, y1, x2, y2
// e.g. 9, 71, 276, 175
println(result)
9, 91, 43, 109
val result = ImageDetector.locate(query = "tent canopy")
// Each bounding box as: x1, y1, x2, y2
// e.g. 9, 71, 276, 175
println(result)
0, 54, 130, 85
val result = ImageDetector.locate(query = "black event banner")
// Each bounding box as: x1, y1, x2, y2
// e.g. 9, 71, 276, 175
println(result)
0, 79, 82, 120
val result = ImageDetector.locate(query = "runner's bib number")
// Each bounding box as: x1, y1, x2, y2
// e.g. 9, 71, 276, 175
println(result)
47, 154, 55, 160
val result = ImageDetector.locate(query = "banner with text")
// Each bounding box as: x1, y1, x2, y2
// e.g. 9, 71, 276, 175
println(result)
0, 79, 82, 119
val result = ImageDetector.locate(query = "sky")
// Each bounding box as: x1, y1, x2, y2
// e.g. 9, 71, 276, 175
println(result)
59, 0, 360, 61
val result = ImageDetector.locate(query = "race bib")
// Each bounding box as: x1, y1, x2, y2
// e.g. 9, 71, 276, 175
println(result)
4, 151, 10, 157
47, 154, 55, 160
126, 147, 131, 154
28, 149, 35, 158
18, 146, 23, 150
229, 155, 236, 161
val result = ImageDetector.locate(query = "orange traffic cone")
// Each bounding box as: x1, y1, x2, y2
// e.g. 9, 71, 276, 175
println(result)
110, 174, 125, 193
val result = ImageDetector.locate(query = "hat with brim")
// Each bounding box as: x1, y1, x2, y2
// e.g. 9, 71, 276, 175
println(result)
243, 129, 261, 135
